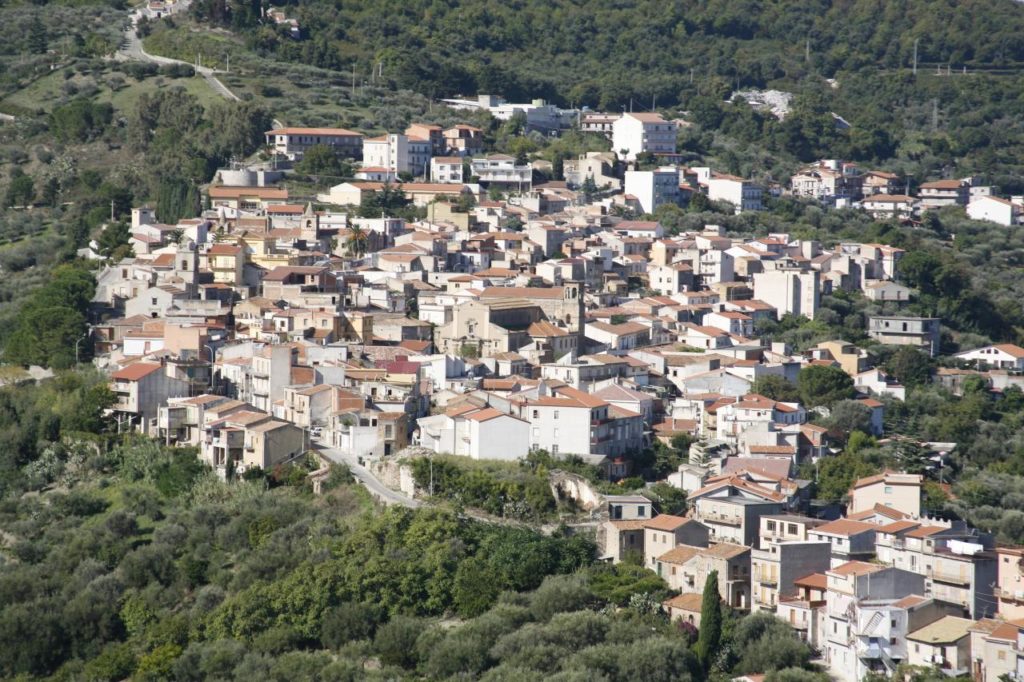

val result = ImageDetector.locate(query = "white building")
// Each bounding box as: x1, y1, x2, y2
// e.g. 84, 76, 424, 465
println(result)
362, 134, 432, 177
702, 171, 763, 212
416, 405, 530, 461
967, 195, 1024, 226
955, 343, 1024, 371
624, 167, 680, 213
264, 127, 363, 160
752, 269, 820, 320
430, 156, 465, 184
611, 112, 677, 161
470, 154, 533, 189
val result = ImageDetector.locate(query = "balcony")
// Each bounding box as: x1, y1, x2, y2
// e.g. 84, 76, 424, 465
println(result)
928, 567, 971, 586
857, 642, 882, 660
701, 512, 742, 527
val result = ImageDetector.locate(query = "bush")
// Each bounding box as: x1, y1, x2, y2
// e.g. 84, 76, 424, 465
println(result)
373, 616, 424, 669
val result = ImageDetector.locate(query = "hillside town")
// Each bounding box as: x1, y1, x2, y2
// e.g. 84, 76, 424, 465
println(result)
83, 102, 1024, 682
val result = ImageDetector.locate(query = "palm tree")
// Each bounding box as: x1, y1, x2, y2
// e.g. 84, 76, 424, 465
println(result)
346, 225, 368, 259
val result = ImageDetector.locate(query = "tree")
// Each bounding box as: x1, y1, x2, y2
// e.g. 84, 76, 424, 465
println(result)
695, 570, 722, 670
798, 364, 855, 407
752, 375, 800, 402
345, 225, 368, 258
826, 400, 875, 438
97, 222, 131, 258
6, 169, 35, 207
373, 616, 423, 669
295, 144, 350, 178
884, 347, 934, 388
28, 15, 47, 55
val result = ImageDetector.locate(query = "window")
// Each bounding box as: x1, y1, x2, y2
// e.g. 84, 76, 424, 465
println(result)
788, 523, 798, 535
554, 411, 559, 420
532, 410, 538, 419
884, 486, 893, 494
552, 445, 559, 455
637, 506, 646, 517
766, 521, 776, 532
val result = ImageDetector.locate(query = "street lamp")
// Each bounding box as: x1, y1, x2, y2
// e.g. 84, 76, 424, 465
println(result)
75, 326, 93, 365
204, 344, 217, 394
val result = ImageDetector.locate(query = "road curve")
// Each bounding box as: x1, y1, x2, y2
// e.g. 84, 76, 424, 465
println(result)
313, 442, 421, 508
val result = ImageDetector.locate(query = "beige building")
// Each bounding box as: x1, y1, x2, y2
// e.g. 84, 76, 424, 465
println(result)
752, 515, 830, 612
996, 546, 1024, 620
848, 471, 922, 518
969, 619, 1020, 682
436, 299, 544, 357
656, 542, 751, 609
906, 616, 974, 675
642, 515, 709, 570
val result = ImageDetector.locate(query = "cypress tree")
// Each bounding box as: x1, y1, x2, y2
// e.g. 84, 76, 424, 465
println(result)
695, 569, 722, 671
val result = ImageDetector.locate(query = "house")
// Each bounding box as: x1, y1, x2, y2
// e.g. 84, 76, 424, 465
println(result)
874, 522, 998, 618
752, 269, 820, 320
611, 112, 677, 161
110, 362, 190, 434
863, 280, 912, 302
648, 262, 695, 296
862, 170, 899, 196
919, 179, 969, 210
969, 619, 1020, 682
790, 160, 863, 202
859, 193, 916, 219
478, 284, 585, 335
967, 194, 1024, 226
868, 316, 941, 357
624, 168, 680, 213
808, 340, 869, 376
848, 471, 922, 518
704, 172, 763, 212
853, 368, 906, 401
265, 127, 363, 160
905, 616, 975, 675
208, 186, 289, 211
416, 405, 530, 461
362, 134, 431, 177
656, 542, 751, 609
662, 593, 705, 627
443, 124, 484, 156
470, 154, 532, 189
807, 519, 878, 568
579, 112, 621, 136
689, 484, 785, 547
955, 343, 1024, 371
584, 321, 651, 351
751, 514, 831, 613
430, 157, 465, 184
522, 387, 644, 458
642, 515, 709, 570
822, 563, 936, 682
598, 495, 654, 563
403, 183, 473, 207
995, 546, 1024, 620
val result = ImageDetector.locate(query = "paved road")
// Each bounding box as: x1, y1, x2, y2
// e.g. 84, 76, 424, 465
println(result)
116, 7, 240, 102
313, 441, 420, 508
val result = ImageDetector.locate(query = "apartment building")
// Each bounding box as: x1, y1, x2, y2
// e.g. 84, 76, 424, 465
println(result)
110, 361, 190, 435
752, 269, 820, 320
874, 522, 997, 618
906, 616, 974, 676
996, 546, 1024, 619
264, 126, 363, 160
706, 172, 764, 212
430, 157, 465, 184
690, 492, 785, 547
656, 542, 751, 609
362, 133, 432, 177
808, 519, 878, 568
611, 112, 677, 161
624, 167, 680, 213
751, 515, 831, 612
848, 471, 923, 518
867, 316, 942, 357
598, 495, 654, 563
642, 515, 710, 570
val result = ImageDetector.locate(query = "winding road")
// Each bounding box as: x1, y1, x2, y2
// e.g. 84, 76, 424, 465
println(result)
116, 5, 240, 102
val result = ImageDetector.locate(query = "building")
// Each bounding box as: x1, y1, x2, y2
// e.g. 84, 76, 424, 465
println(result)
919, 179, 969, 210
611, 112, 677, 161
848, 471, 923, 518
443, 124, 485, 156
859, 194, 916, 219
807, 519, 878, 568
478, 284, 585, 335
905, 616, 975, 675
969, 619, 1020, 682
598, 495, 654, 563
705, 173, 763, 212
867, 316, 941, 357
624, 167, 680, 213
790, 160, 863, 202
955, 343, 1024, 371
430, 157, 465, 184
264, 127, 362, 160
967, 195, 1024, 226
643, 515, 710, 570
416, 404, 530, 461
823, 562, 934, 682
110, 362, 190, 434
751, 515, 830, 612
995, 546, 1024, 620
656, 542, 751, 609
362, 134, 431, 177
470, 154, 533, 189
580, 112, 621, 136
752, 269, 820, 320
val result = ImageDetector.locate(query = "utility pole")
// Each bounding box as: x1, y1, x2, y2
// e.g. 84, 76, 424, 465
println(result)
913, 38, 919, 75
931, 98, 939, 131
226, 53, 230, 73
351, 63, 356, 97
110, 199, 115, 221
805, 37, 810, 63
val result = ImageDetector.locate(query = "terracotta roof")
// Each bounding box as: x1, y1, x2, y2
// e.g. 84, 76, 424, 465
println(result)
267, 126, 361, 137
662, 592, 704, 612
642, 514, 693, 531
111, 362, 162, 381
608, 519, 648, 531
794, 572, 828, 590
905, 525, 948, 539
480, 286, 567, 300
701, 542, 749, 559
829, 561, 884, 577
657, 545, 701, 564
892, 594, 929, 609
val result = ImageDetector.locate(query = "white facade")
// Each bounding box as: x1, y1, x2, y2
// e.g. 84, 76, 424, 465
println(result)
362, 134, 431, 177
752, 270, 820, 320
430, 157, 465, 184
706, 174, 763, 212
624, 168, 680, 213
611, 113, 677, 161
967, 195, 1023, 226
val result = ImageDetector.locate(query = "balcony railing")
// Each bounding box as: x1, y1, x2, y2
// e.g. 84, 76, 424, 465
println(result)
928, 568, 971, 586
